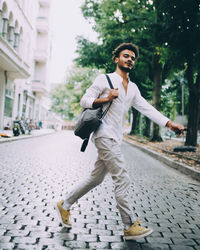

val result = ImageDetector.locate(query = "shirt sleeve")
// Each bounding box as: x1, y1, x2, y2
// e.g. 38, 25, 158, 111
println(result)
132, 85, 169, 127
80, 74, 106, 108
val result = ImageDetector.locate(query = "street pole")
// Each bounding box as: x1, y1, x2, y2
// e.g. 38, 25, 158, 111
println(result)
180, 76, 184, 125
182, 83, 184, 117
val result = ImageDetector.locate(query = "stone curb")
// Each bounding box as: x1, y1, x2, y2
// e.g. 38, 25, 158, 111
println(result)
123, 136, 200, 182
0, 130, 55, 144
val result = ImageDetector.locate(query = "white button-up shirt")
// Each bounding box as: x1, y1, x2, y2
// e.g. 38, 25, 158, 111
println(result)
80, 72, 169, 144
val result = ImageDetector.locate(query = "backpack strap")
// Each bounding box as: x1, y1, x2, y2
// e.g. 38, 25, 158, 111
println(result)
105, 74, 114, 89
81, 138, 89, 152
101, 74, 114, 119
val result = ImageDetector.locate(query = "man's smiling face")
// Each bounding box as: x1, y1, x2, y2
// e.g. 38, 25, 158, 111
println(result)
115, 49, 136, 72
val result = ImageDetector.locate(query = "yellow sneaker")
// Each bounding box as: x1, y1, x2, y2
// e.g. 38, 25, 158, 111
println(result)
55, 200, 72, 228
124, 220, 153, 240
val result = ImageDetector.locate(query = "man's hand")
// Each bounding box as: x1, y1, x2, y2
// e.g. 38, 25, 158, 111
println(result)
107, 88, 119, 101
166, 120, 185, 135
92, 88, 119, 108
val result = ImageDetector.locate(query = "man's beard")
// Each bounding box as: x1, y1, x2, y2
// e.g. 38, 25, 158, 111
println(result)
119, 65, 131, 73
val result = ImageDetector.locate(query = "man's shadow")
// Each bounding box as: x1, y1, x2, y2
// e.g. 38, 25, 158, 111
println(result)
126, 240, 142, 250
126, 240, 160, 250
59, 227, 156, 250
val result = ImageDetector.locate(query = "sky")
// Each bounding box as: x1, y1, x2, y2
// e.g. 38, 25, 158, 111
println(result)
49, 0, 97, 83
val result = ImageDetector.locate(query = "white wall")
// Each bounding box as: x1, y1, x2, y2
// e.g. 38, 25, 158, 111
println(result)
0, 70, 5, 129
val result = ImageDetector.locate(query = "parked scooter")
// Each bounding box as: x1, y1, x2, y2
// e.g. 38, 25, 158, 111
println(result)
12, 118, 26, 136
12, 119, 20, 136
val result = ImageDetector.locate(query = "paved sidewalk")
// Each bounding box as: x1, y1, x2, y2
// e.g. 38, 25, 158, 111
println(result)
0, 131, 200, 250
0, 129, 55, 144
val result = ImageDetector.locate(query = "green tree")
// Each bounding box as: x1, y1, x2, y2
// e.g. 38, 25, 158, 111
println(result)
157, 0, 200, 146
76, 0, 172, 141
161, 71, 189, 121
51, 84, 74, 120
51, 67, 101, 120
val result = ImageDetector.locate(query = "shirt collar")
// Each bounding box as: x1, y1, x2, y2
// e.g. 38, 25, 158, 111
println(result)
112, 72, 130, 82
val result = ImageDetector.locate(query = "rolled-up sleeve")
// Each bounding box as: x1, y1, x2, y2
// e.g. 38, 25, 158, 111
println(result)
132, 86, 169, 127
80, 74, 105, 108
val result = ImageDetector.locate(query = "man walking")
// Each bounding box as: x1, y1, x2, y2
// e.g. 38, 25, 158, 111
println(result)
55, 43, 184, 240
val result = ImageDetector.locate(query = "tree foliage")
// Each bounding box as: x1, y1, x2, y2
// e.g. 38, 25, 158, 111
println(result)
161, 71, 189, 121
76, 0, 172, 140
74, 0, 200, 145
51, 84, 74, 120
157, 0, 200, 146
51, 67, 102, 120
52, 0, 200, 146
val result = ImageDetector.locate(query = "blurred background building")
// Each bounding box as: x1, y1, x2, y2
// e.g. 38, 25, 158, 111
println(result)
0, 0, 59, 131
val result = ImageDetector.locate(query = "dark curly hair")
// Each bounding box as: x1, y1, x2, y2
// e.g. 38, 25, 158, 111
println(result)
112, 43, 139, 61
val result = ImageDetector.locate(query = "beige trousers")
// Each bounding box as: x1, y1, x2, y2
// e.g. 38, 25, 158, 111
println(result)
64, 137, 135, 226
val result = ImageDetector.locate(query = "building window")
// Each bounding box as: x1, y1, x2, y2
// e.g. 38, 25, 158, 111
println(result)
13, 20, 20, 51
0, 11, 3, 35
4, 81, 14, 118
17, 93, 21, 118
8, 26, 14, 45
22, 91, 28, 118
14, 32, 19, 51
1, 2, 8, 37
35, 103, 39, 121
2, 17, 8, 38
29, 98, 34, 119
4, 96, 13, 117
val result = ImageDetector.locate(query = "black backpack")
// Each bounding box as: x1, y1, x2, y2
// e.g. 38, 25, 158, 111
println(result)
74, 75, 114, 152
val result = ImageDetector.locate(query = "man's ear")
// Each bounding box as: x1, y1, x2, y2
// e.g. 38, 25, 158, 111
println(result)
114, 57, 119, 64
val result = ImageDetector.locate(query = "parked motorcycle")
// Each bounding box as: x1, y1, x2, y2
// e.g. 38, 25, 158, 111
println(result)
12, 119, 26, 136
12, 120, 20, 136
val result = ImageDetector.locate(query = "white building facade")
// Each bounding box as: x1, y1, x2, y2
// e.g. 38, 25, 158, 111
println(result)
0, 0, 52, 130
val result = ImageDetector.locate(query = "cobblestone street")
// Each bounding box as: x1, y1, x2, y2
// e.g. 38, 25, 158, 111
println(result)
0, 131, 200, 250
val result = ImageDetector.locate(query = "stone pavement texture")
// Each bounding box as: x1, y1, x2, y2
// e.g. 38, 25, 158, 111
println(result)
0, 131, 199, 250
0, 129, 55, 144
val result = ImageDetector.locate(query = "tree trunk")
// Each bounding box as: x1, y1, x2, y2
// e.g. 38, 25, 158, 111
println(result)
143, 117, 151, 138
185, 66, 200, 146
151, 53, 163, 142
129, 107, 140, 135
